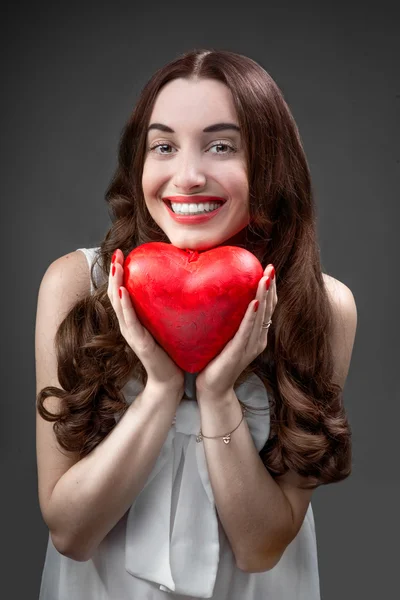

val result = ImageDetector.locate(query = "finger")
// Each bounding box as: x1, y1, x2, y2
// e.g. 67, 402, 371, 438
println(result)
107, 249, 121, 300
272, 270, 278, 305
263, 262, 274, 276
260, 271, 276, 343
108, 253, 128, 330
264, 275, 273, 320
227, 273, 269, 359
119, 286, 156, 354
267, 268, 277, 314
118, 286, 140, 333
246, 274, 271, 349
261, 264, 275, 316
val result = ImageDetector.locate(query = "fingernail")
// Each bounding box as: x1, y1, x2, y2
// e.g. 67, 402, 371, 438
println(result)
266, 277, 271, 291
270, 266, 275, 280
254, 300, 259, 312
111, 251, 117, 264
119, 287, 122, 299
112, 265, 116, 276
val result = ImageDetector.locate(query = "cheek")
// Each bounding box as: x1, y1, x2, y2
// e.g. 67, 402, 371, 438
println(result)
222, 162, 248, 193
230, 171, 249, 211
142, 160, 161, 188
141, 164, 153, 195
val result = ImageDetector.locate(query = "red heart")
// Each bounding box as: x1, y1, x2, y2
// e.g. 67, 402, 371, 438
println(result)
123, 242, 264, 373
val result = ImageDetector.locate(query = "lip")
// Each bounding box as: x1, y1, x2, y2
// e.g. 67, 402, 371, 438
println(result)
163, 195, 227, 205
162, 195, 227, 224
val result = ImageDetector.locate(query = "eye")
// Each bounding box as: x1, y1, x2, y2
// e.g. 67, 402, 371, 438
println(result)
208, 141, 237, 154
148, 140, 237, 155
148, 143, 176, 154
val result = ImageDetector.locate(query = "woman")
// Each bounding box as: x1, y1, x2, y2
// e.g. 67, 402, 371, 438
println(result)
36, 49, 357, 599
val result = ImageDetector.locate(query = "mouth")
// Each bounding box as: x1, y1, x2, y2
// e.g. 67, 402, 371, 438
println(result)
162, 195, 227, 225
162, 195, 226, 216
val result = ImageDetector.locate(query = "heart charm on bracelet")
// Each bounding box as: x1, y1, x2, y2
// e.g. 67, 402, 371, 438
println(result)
222, 435, 231, 444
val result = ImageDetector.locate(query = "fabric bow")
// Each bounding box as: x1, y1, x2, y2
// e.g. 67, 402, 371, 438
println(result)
117, 373, 271, 598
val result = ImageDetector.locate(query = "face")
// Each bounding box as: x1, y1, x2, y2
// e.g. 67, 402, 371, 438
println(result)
142, 78, 250, 252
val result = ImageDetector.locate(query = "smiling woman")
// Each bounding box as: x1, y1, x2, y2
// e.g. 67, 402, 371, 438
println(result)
35, 48, 356, 600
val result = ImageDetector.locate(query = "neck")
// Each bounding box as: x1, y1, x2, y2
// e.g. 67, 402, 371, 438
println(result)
220, 226, 248, 248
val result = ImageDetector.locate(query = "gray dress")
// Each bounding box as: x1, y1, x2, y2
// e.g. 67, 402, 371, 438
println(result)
38, 247, 320, 599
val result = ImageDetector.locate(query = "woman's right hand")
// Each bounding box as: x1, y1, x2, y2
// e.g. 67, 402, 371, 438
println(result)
107, 249, 185, 397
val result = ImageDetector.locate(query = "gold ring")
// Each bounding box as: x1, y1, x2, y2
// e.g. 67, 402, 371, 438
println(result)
261, 319, 272, 329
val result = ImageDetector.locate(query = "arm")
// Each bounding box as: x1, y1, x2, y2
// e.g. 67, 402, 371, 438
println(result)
197, 278, 357, 573
197, 389, 307, 572
47, 382, 181, 562
36, 251, 183, 562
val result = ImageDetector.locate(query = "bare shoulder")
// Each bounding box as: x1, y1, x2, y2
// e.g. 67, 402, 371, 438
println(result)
322, 273, 357, 321
322, 273, 358, 388
41, 250, 91, 299
322, 272, 352, 295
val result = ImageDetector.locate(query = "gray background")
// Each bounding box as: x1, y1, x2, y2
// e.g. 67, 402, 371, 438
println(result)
1, 1, 398, 598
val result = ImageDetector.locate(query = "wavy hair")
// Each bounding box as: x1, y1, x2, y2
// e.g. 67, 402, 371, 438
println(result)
37, 49, 351, 489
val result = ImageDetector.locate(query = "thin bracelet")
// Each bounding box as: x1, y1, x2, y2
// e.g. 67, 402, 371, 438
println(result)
196, 407, 246, 444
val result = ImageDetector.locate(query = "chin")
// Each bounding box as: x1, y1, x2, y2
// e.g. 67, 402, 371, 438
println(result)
193, 242, 220, 252
169, 238, 220, 252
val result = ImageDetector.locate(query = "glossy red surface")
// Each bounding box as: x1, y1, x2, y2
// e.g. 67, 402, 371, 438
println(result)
124, 242, 264, 373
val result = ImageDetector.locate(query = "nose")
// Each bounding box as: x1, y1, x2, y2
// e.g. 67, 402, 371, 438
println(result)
172, 154, 206, 192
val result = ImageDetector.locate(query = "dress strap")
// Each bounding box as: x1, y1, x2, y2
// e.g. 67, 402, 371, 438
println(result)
76, 247, 103, 294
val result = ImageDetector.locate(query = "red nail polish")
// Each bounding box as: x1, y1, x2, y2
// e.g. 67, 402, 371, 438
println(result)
254, 300, 259, 312
118, 288, 122, 299
112, 265, 116, 276
270, 266, 275, 280
111, 251, 117, 264
266, 277, 271, 291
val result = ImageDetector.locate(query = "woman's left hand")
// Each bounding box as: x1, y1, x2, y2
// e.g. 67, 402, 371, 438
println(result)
195, 264, 277, 398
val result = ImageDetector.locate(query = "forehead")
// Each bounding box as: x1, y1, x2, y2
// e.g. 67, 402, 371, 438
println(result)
148, 78, 238, 130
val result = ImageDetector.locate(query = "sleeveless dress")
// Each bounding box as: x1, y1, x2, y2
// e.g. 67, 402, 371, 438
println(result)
38, 247, 321, 600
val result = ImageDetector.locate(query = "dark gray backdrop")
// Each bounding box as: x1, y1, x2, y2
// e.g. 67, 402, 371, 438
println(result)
2, 1, 398, 598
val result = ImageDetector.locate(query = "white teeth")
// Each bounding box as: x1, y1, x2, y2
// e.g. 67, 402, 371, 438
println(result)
170, 202, 221, 214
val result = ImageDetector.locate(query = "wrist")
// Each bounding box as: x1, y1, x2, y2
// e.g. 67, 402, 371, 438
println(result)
196, 385, 236, 406
196, 387, 244, 441
145, 379, 184, 404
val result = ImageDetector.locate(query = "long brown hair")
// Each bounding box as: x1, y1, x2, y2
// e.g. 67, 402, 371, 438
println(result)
37, 49, 351, 489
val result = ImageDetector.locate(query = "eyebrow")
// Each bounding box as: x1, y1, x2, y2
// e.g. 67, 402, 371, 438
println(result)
147, 122, 240, 133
